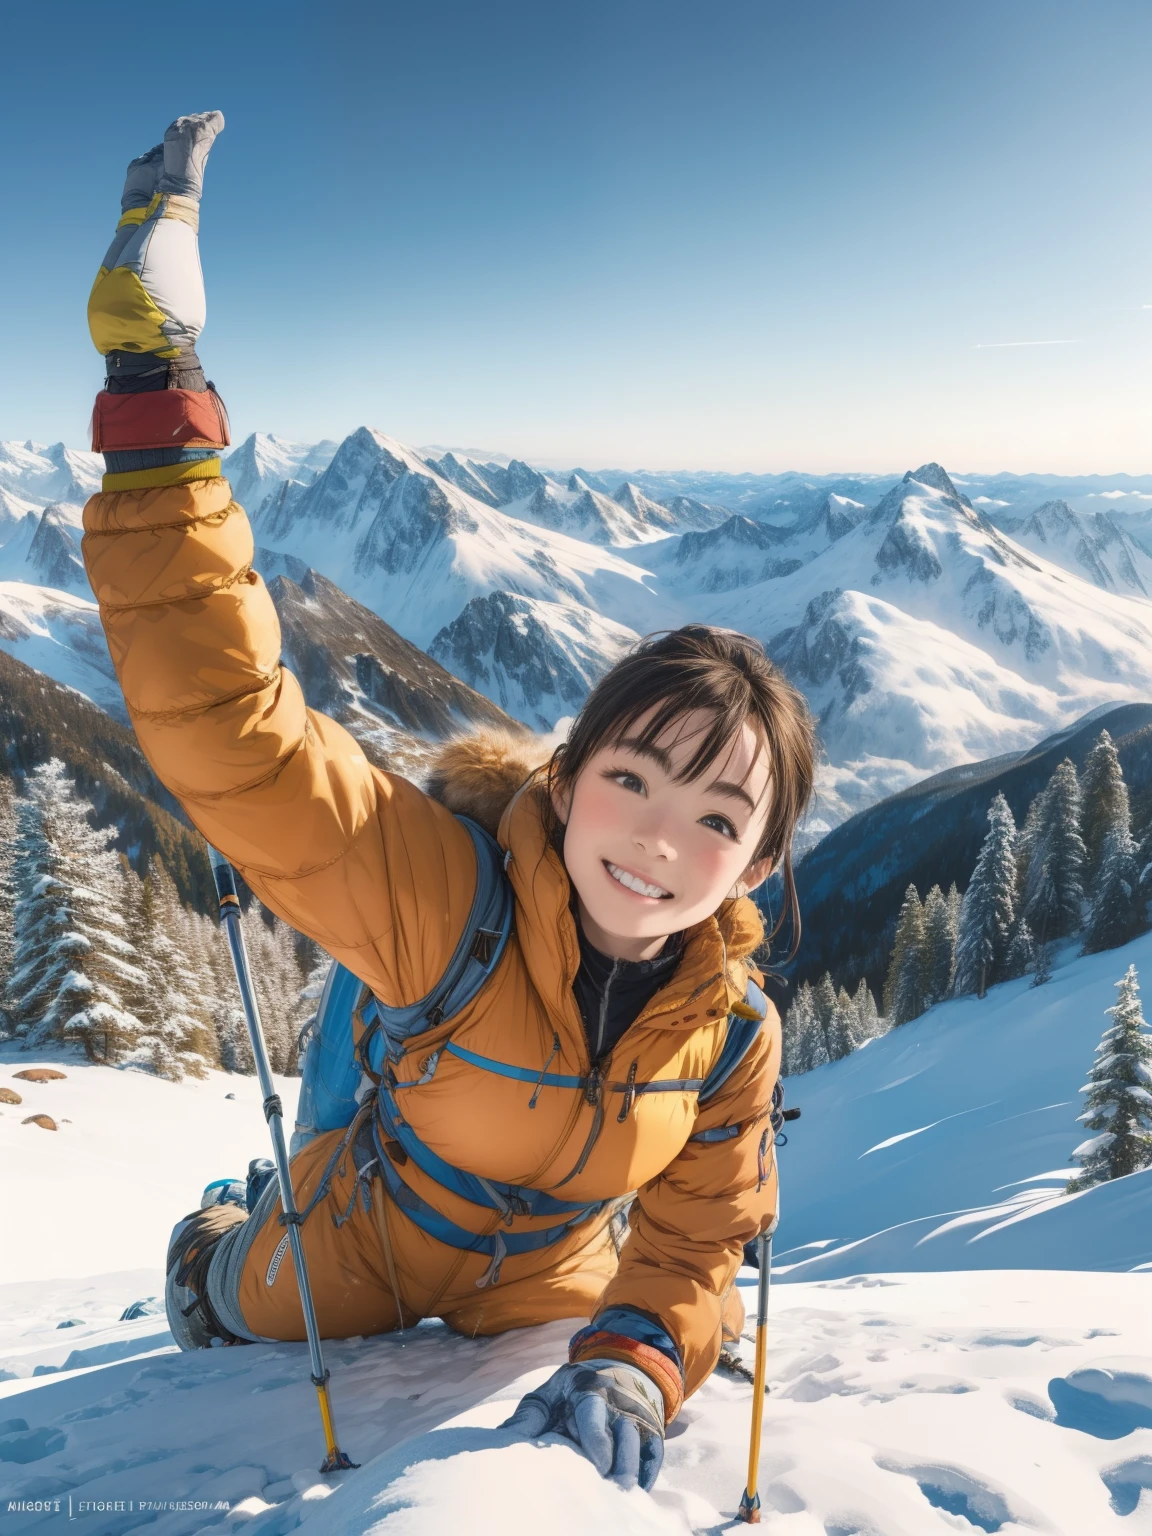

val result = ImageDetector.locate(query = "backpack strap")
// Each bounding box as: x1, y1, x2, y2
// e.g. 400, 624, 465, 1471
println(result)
687, 976, 768, 1143
355, 816, 513, 1079
293, 815, 513, 1146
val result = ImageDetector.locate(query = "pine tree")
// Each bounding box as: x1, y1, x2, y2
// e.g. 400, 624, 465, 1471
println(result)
922, 884, 958, 1004
245, 903, 306, 1074
812, 972, 837, 1062
0, 777, 17, 1036
1021, 759, 1085, 945
828, 987, 856, 1060
9, 761, 147, 1062
1067, 964, 1152, 1192
851, 976, 881, 1041
782, 983, 817, 1075
1002, 918, 1036, 980
127, 862, 216, 1079
884, 885, 927, 1023
1080, 731, 1128, 890
954, 793, 1017, 999
1084, 821, 1143, 954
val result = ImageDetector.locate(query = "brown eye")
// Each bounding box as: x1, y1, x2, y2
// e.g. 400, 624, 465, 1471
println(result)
701, 812, 738, 840
608, 770, 646, 795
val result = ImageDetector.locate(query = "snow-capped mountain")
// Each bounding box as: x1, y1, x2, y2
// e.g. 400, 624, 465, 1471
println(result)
220, 433, 337, 521
0, 581, 122, 718
0, 440, 101, 515
993, 499, 1152, 597
8, 428, 1152, 838
252, 428, 664, 650
701, 464, 1152, 825
428, 591, 634, 731
267, 566, 520, 771
0, 504, 88, 593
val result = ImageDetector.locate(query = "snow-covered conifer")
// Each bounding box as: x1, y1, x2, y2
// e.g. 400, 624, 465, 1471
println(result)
1067, 964, 1152, 1192
127, 862, 216, 1079
1080, 731, 1128, 889
1084, 821, 1143, 954
246, 903, 306, 1074
884, 885, 927, 1024
851, 976, 881, 1041
922, 884, 957, 1004
1021, 759, 1085, 944
782, 982, 825, 1075
828, 987, 856, 1060
954, 793, 1017, 999
810, 971, 837, 1059
9, 761, 146, 1062
1003, 918, 1036, 980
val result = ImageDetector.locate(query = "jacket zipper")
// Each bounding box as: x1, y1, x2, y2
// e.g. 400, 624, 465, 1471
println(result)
555, 957, 620, 1186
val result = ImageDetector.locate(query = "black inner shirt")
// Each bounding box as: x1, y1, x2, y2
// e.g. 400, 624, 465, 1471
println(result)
572, 920, 684, 1064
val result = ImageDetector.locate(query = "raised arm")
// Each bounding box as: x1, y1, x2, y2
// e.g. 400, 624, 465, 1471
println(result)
82, 115, 475, 996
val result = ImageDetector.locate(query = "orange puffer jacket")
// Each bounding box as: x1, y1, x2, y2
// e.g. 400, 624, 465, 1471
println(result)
82, 471, 780, 1397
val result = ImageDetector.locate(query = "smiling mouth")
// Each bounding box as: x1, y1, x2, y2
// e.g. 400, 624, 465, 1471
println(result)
604, 861, 674, 900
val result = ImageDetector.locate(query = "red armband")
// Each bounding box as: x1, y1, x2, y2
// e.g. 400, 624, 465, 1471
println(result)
90, 387, 230, 453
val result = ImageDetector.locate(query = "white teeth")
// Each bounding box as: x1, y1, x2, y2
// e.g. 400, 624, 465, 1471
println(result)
606, 862, 672, 899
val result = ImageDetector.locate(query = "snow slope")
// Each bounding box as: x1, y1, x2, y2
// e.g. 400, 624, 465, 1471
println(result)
0, 582, 121, 719
774, 929, 1152, 1281
3, 936, 1152, 1532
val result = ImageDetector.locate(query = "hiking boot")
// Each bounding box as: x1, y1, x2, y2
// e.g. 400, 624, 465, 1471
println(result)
164, 1204, 248, 1350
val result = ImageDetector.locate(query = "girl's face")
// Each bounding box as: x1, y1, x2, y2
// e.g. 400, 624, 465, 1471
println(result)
554, 707, 775, 962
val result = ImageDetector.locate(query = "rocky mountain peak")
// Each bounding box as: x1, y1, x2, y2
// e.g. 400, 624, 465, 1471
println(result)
905, 462, 961, 499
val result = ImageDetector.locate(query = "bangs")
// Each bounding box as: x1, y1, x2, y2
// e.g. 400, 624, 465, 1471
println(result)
602, 687, 769, 790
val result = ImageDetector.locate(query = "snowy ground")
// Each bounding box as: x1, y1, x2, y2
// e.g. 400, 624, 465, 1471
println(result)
3, 925, 1152, 1533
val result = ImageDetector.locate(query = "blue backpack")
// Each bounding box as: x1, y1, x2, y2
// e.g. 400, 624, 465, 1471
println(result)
292, 815, 772, 1277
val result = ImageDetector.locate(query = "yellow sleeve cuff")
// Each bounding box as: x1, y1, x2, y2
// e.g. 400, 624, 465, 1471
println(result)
100, 459, 223, 492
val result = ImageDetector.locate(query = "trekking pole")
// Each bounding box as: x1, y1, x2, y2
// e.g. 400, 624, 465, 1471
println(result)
738, 1209, 779, 1523
207, 845, 357, 1474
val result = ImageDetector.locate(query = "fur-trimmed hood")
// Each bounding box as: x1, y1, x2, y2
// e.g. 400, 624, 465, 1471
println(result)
423, 728, 552, 838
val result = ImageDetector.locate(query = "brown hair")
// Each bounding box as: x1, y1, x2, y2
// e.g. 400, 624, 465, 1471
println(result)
546, 624, 817, 956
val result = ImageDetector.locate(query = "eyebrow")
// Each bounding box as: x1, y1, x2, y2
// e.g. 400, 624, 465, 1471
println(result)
708, 779, 758, 813
616, 737, 758, 814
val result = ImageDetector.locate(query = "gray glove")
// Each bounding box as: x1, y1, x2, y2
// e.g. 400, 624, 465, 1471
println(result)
501, 1360, 665, 1491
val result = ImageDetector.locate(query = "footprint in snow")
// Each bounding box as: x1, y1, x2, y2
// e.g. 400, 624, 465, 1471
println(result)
875, 1454, 1044, 1534
1101, 1454, 1152, 1517
1046, 1361, 1152, 1439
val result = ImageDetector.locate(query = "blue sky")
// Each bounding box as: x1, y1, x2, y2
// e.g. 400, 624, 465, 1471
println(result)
2, 0, 1150, 472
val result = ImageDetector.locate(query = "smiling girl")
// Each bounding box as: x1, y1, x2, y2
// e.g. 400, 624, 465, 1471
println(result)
82, 114, 816, 1493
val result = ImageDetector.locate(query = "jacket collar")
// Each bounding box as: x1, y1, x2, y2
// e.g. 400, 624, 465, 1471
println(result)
499, 780, 765, 1050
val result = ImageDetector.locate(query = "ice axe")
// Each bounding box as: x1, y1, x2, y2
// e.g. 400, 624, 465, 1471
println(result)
207, 845, 357, 1475
738, 1207, 780, 1523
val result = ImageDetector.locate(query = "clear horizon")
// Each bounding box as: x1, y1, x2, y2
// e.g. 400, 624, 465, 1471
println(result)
3, 0, 1150, 474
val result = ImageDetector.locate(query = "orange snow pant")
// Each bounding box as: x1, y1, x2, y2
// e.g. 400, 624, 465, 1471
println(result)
222, 1126, 624, 1341
212, 1126, 746, 1346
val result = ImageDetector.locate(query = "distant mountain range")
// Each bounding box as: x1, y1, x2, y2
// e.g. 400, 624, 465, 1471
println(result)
4, 433, 1152, 838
